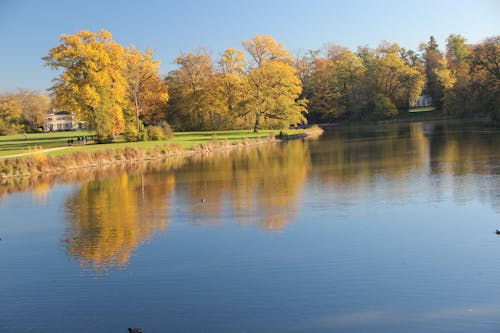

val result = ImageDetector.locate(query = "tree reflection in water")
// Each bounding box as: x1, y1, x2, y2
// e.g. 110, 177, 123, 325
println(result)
63, 170, 175, 270
1, 121, 499, 271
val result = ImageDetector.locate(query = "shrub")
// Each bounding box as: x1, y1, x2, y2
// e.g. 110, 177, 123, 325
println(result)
371, 94, 398, 119
123, 124, 139, 142
147, 126, 163, 141
124, 122, 147, 142
147, 122, 173, 141
161, 122, 174, 138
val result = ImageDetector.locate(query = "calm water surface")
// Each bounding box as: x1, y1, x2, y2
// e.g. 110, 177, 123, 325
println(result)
1, 121, 500, 332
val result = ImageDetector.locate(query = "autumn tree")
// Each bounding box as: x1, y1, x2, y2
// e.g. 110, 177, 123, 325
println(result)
434, 34, 475, 117
301, 42, 424, 122
422, 36, 444, 108
369, 43, 425, 113
44, 30, 128, 141
124, 47, 168, 134
0, 93, 23, 135
211, 48, 248, 129
0, 89, 50, 134
301, 46, 366, 122
242, 35, 306, 132
242, 35, 292, 66
165, 48, 214, 130
17, 89, 51, 132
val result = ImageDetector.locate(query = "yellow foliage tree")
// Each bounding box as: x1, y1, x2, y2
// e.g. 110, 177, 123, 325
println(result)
242, 35, 306, 132
0, 89, 51, 134
43, 30, 128, 141
212, 48, 248, 129
165, 48, 214, 130
124, 47, 168, 132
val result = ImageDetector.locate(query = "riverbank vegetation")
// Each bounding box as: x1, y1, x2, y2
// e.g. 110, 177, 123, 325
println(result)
1, 30, 498, 140
299, 35, 499, 123
0, 126, 322, 179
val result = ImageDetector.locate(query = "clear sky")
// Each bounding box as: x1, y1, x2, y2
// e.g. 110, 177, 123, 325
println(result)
0, 0, 498, 92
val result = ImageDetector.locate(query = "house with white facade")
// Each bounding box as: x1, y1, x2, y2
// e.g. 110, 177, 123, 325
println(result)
414, 94, 433, 108
43, 111, 86, 132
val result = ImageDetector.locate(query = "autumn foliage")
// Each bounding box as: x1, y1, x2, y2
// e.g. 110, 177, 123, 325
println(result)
0, 31, 486, 141
43, 30, 168, 142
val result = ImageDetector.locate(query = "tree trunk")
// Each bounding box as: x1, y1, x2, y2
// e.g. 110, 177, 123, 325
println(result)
134, 90, 140, 132
253, 113, 260, 133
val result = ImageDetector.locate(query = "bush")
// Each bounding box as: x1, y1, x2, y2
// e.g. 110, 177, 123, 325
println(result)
371, 94, 398, 119
147, 126, 163, 141
124, 122, 148, 142
147, 123, 173, 141
123, 124, 139, 142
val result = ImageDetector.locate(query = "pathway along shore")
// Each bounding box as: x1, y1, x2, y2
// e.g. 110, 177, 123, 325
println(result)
0, 127, 324, 181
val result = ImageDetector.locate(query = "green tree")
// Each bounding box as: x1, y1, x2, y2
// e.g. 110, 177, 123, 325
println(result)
422, 36, 445, 108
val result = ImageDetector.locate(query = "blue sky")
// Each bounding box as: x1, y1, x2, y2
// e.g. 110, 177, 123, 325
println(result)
0, 0, 498, 92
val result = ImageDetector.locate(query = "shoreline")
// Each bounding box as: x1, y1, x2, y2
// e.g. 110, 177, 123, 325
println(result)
0, 126, 324, 182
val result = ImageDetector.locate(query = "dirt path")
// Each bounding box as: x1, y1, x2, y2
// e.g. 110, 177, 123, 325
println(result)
0, 146, 70, 159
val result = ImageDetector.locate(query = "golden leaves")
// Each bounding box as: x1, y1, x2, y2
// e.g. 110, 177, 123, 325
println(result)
44, 29, 167, 140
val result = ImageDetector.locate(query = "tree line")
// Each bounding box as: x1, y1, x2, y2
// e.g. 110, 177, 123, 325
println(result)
299, 34, 499, 123
0, 30, 498, 140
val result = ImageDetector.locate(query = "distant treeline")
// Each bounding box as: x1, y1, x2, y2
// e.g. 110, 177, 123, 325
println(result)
299, 35, 499, 123
1, 31, 498, 139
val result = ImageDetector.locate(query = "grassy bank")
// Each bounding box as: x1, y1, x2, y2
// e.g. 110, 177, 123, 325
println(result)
0, 129, 282, 158
0, 126, 322, 179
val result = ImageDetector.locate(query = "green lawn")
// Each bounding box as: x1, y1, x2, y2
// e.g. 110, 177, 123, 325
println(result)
0, 129, 289, 158
408, 106, 437, 113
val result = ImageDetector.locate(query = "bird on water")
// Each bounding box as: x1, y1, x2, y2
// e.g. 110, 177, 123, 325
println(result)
128, 328, 142, 333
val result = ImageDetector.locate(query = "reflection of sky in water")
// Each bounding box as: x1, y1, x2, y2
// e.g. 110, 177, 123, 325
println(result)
1, 121, 500, 332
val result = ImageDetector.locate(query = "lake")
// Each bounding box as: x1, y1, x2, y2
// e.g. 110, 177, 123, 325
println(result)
1, 121, 500, 332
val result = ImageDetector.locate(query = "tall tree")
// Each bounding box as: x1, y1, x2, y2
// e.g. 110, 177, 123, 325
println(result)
435, 34, 474, 117
124, 47, 168, 131
165, 48, 214, 130
213, 48, 247, 129
422, 36, 445, 108
16, 89, 51, 132
242, 35, 306, 132
242, 35, 292, 67
43, 30, 128, 141
371, 43, 425, 111
471, 36, 500, 121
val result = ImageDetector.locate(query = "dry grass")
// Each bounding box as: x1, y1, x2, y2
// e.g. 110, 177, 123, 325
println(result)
0, 127, 321, 180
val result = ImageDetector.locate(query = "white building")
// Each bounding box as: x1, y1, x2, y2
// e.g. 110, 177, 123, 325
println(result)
43, 111, 86, 132
415, 94, 433, 108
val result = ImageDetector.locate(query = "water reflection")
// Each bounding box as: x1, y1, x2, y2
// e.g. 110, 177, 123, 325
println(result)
309, 121, 500, 209
59, 141, 311, 270
179, 140, 311, 229
2, 121, 500, 272
63, 170, 175, 270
